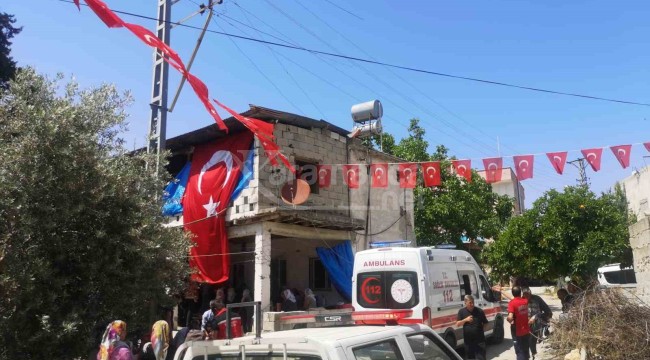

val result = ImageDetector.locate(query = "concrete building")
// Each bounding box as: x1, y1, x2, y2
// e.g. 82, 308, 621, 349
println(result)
164, 105, 414, 322
617, 166, 650, 222
477, 167, 525, 215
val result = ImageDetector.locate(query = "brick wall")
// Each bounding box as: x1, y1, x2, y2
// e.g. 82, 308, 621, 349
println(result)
630, 216, 650, 304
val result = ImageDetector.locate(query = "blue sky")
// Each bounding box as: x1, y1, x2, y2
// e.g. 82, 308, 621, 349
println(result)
4, 0, 650, 207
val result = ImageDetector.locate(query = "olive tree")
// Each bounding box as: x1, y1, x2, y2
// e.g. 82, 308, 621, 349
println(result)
0, 69, 191, 359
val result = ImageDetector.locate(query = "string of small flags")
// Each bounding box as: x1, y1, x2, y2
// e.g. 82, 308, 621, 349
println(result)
312, 142, 650, 189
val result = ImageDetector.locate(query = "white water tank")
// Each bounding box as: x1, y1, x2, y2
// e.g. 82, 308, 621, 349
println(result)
352, 121, 382, 138
351, 100, 383, 123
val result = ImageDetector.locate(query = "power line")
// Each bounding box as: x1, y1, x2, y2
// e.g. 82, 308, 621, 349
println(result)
59, 0, 650, 107
322, 0, 364, 20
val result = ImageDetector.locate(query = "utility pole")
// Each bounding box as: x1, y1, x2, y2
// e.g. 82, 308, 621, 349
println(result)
147, 0, 221, 172
148, 0, 172, 172
568, 158, 589, 188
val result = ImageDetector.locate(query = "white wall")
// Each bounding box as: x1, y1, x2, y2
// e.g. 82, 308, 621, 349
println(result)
618, 166, 650, 222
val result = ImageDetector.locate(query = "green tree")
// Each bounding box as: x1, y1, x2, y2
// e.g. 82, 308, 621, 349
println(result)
382, 119, 513, 252
0, 12, 21, 89
484, 186, 631, 283
0, 69, 191, 359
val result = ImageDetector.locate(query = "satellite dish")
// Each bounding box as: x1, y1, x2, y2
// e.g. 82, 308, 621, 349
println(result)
281, 179, 311, 205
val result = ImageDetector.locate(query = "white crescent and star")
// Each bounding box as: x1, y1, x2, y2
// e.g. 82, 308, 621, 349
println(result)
617, 148, 627, 157
319, 168, 328, 180
457, 164, 467, 174
487, 162, 499, 171
586, 152, 598, 162
553, 155, 563, 164
403, 168, 413, 180
198, 150, 233, 196
346, 168, 357, 180
426, 166, 437, 178
374, 166, 385, 179
518, 160, 529, 172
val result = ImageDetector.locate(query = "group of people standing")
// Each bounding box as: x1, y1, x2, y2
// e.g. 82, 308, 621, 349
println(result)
96, 320, 179, 360
276, 287, 319, 312
456, 286, 555, 360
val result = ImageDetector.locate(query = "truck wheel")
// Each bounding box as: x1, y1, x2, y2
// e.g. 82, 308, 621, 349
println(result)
444, 332, 457, 349
489, 317, 504, 344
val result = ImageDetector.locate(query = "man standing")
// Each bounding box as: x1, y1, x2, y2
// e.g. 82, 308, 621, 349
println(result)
507, 286, 530, 360
522, 287, 552, 359
456, 295, 489, 360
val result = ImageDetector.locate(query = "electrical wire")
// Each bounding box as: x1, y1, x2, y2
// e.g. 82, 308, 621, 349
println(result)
322, 0, 364, 20
58, 0, 650, 107
207, 9, 306, 115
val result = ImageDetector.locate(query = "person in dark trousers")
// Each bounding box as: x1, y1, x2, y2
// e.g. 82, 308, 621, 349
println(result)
557, 288, 575, 313
456, 295, 489, 360
507, 286, 530, 360
522, 287, 552, 359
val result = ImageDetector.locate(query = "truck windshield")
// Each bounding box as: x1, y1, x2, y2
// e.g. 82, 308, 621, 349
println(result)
357, 271, 419, 309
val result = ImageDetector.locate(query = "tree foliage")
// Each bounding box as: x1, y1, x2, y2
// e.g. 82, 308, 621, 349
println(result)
0, 69, 191, 359
381, 119, 513, 252
484, 186, 631, 283
0, 12, 21, 89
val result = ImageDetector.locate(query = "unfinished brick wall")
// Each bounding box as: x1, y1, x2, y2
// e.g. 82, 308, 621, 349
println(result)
630, 216, 650, 304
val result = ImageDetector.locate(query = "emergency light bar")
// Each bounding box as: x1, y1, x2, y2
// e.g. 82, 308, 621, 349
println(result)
350, 310, 413, 321
370, 240, 411, 248
279, 310, 413, 326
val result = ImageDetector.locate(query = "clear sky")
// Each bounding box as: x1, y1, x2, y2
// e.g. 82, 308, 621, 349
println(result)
4, 0, 650, 207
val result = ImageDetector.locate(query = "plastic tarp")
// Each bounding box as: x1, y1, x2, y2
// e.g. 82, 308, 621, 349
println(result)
316, 240, 354, 302
162, 162, 191, 216
229, 142, 255, 202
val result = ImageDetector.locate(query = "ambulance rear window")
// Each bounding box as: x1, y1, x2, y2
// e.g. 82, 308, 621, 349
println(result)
357, 271, 419, 309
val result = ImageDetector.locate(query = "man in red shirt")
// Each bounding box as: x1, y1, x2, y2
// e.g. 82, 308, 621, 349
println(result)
507, 286, 530, 360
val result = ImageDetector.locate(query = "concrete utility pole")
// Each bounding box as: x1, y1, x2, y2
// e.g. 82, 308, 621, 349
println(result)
148, 0, 172, 172
568, 158, 589, 188
147, 0, 221, 172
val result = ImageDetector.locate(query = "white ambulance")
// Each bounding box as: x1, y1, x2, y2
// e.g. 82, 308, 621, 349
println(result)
351, 246, 505, 349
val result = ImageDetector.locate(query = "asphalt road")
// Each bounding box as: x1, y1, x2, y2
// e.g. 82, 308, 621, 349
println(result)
485, 287, 562, 360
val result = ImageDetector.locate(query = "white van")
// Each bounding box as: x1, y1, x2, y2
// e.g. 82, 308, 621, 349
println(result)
351, 246, 504, 349
597, 263, 637, 288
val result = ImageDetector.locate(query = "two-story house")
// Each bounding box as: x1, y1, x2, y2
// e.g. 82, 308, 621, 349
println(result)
164, 104, 415, 324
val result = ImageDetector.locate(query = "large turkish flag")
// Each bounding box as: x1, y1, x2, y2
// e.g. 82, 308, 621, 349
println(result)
183, 132, 254, 284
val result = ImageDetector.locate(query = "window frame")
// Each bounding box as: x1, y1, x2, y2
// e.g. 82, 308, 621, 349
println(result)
351, 339, 405, 360
404, 332, 459, 360
309, 257, 332, 291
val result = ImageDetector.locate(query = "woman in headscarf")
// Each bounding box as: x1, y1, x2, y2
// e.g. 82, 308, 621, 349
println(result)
97, 320, 132, 360
304, 288, 317, 310
281, 289, 298, 312
150, 320, 170, 360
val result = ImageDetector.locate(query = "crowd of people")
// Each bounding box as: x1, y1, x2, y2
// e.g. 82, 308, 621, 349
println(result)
94, 284, 325, 360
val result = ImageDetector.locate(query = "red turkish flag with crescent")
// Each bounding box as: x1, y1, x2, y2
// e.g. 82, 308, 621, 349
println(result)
421, 162, 441, 187
644, 142, 650, 152
317, 165, 332, 188
581, 148, 603, 172
370, 164, 389, 188
74, 0, 80, 10
513, 155, 534, 181
399, 163, 418, 189
482, 157, 503, 183
123, 23, 186, 74
342, 165, 360, 189
610, 145, 632, 169
84, 0, 124, 28
452, 159, 472, 183
546, 151, 568, 175
183, 132, 254, 284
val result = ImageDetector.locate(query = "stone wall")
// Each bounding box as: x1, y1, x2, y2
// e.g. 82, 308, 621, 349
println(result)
630, 216, 650, 305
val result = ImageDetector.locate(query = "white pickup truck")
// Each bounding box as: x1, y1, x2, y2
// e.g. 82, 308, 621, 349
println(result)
173, 323, 462, 360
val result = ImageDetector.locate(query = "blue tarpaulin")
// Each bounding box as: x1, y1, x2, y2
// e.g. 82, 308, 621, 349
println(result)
316, 240, 354, 302
161, 162, 191, 216
230, 142, 255, 202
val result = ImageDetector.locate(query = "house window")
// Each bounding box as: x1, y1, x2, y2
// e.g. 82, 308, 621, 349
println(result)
296, 159, 319, 195
309, 258, 331, 291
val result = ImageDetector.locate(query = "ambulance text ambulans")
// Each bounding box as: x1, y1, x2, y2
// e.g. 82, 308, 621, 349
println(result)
351, 246, 505, 349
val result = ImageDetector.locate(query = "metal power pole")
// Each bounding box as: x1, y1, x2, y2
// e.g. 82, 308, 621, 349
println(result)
568, 158, 589, 188
148, 0, 172, 172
